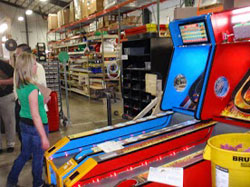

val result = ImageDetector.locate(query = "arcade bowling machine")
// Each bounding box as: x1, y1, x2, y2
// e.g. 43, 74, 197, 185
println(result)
45, 7, 249, 187
45, 13, 218, 187
115, 7, 250, 187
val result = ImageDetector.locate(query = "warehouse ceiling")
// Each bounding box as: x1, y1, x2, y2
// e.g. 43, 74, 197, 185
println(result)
0, 0, 71, 16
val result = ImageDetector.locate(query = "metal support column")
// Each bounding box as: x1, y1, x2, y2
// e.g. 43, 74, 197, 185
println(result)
63, 62, 71, 125
118, 8, 122, 93
106, 92, 112, 126
24, 14, 29, 45
157, 0, 160, 33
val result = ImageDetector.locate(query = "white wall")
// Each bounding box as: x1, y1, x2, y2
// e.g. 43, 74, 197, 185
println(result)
149, 0, 183, 24
128, 0, 199, 24
0, 2, 47, 49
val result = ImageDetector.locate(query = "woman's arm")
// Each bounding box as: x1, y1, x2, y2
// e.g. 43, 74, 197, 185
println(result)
29, 89, 50, 150
0, 78, 13, 85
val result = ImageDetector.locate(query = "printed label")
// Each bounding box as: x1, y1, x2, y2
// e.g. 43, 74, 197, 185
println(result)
216, 165, 229, 187
97, 141, 124, 153
214, 76, 229, 98
148, 167, 183, 187
122, 55, 128, 60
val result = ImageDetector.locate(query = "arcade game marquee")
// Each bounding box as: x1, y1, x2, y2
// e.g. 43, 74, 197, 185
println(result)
45, 7, 249, 187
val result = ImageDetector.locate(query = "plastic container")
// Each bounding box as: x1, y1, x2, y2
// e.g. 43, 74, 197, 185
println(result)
203, 133, 250, 187
144, 61, 151, 70
125, 24, 159, 36
124, 47, 144, 55
47, 91, 60, 132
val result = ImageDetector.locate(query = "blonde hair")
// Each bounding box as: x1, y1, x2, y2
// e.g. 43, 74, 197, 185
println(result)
15, 52, 36, 88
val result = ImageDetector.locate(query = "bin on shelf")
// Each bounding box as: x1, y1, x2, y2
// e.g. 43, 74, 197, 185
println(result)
203, 133, 250, 187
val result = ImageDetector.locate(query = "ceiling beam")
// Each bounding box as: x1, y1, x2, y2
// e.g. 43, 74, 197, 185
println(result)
21, 0, 26, 6
49, 0, 69, 7
33, 2, 41, 11
26, 0, 35, 8
0, 0, 47, 16
29, 0, 69, 9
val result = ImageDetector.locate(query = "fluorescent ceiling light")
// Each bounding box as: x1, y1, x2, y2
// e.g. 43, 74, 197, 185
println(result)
232, 7, 250, 15
18, 16, 24, 21
0, 23, 8, 33
26, 9, 33, 15
231, 13, 250, 24
40, 0, 47, 2
2, 36, 7, 42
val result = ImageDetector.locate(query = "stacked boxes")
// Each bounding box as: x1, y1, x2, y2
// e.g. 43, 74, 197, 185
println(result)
62, 9, 70, 25
69, 2, 75, 23
48, 14, 58, 30
88, 0, 103, 15
57, 10, 62, 28
74, 0, 82, 20
50, 0, 142, 30
81, 0, 89, 19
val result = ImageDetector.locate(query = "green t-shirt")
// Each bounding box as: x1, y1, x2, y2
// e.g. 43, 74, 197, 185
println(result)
17, 83, 48, 124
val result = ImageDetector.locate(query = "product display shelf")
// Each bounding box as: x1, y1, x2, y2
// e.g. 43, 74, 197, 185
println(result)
47, 0, 167, 100
122, 37, 173, 119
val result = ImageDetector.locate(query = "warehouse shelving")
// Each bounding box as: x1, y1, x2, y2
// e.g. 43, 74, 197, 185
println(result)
47, 0, 168, 34
47, 0, 166, 101
122, 37, 173, 119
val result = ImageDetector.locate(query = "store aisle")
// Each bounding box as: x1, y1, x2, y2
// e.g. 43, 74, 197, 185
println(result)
0, 93, 124, 186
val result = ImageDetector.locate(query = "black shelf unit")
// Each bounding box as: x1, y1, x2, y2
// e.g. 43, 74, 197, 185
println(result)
122, 37, 173, 119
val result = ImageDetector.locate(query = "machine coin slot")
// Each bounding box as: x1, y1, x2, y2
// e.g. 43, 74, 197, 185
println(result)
70, 171, 79, 180
48, 146, 56, 153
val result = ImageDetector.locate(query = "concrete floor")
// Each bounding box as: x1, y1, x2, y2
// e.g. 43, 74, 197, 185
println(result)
0, 93, 125, 187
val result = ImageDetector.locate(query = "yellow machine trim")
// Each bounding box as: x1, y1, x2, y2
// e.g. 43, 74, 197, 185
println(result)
45, 136, 70, 184
68, 130, 98, 139
58, 159, 78, 178
47, 159, 60, 185
45, 136, 70, 158
64, 158, 97, 187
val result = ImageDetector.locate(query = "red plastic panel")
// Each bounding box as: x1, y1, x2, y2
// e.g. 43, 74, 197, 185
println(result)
144, 160, 211, 187
211, 6, 250, 43
200, 42, 250, 126
211, 10, 234, 43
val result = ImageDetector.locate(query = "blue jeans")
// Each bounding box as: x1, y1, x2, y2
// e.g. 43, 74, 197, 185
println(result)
7, 122, 48, 187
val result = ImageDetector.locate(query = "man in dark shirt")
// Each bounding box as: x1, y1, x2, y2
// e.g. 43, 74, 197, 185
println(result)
0, 59, 15, 153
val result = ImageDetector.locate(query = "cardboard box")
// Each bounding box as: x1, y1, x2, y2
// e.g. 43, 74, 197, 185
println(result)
89, 21, 97, 32
199, 0, 223, 7
69, 2, 75, 23
88, 0, 103, 15
104, 0, 137, 9
98, 17, 104, 29
81, 0, 89, 19
48, 14, 58, 30
197, 0, 234, 15
62, 9, 70, 25
57, 10, 62, 27
174, 7, 197, 19
104, 15, 111, 27
74, 0, 82, 20
234, 0, 250, 8
145, 73, 157, 96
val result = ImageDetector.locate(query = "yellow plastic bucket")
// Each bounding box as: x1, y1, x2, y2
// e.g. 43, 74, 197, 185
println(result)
203, 133, 250, 187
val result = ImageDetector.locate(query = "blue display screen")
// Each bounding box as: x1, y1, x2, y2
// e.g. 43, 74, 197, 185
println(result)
179, 22, 209, 44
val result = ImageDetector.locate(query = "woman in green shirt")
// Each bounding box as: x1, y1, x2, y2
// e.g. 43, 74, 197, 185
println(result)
7, 53, 50, 187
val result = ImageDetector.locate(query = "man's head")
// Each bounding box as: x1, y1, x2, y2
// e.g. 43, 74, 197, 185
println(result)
16, 44, 32, 56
